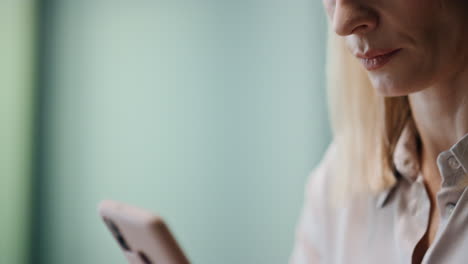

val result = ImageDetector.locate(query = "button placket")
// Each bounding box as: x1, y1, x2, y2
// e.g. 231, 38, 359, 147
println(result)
436, 151, 465, 222
447, 155, 461, 170
450, 133, 468, 172
438, 151, 465, 188
446, 202, 456, 215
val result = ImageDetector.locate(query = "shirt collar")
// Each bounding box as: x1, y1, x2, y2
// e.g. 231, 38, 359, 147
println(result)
377, 121, 468, 208
450, 133, 468, 173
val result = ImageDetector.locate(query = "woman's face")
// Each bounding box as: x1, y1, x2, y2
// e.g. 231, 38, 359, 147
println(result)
323, 0, 468, 96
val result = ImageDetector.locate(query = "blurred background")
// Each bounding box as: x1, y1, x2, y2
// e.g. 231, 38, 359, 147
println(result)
1, 0, 330, 263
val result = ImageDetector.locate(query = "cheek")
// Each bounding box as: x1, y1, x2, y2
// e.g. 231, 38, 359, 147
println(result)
386, 0, 445, 72
405, 0, 445, 35
365, 51, 434, 97
386, 0, 440, 33
405, 0, 435, 14
400, 1, 464, 79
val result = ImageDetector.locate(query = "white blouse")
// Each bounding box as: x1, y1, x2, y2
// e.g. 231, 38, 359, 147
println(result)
289, 125, 468, 264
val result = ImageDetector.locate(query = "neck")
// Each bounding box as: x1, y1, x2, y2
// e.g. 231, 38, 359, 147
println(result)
408, 67, 468, 187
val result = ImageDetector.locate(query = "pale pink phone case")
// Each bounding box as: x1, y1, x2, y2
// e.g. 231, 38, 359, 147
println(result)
98, 200, 190, 264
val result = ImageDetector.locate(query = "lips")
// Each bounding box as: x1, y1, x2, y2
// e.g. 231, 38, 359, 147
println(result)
356, 49, 402, 71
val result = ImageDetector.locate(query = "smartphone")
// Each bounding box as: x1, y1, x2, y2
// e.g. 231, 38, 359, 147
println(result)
98, 200, 190, 264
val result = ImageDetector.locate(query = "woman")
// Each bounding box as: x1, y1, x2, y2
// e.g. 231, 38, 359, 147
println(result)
290, 1, 468, 263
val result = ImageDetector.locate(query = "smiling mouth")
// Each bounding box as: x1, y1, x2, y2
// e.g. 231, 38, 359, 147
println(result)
356, 49, 402, 71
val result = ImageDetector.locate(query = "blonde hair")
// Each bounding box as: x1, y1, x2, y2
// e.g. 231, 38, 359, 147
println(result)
326, 27, 412, 202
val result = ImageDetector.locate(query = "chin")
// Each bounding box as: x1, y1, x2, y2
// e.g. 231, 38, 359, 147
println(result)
367, 74, 415, 97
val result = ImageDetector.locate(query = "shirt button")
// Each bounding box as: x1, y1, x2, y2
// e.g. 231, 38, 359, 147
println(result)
446, 203, 457, 215
447, 155, 460, 170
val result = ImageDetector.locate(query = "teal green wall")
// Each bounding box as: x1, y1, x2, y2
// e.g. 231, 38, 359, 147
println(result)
0, 1, 35, 264
37, 1, 329, 263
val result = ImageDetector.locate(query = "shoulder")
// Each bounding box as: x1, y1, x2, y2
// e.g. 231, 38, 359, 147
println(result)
292, 141, 388, 263
305, 140, 383, 210
293, 142, 338, 250
304, 141, 337, 209
299, 141, 381, 257
290, 142, 340, 263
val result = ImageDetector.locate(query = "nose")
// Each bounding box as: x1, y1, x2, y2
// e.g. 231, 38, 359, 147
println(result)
331, 0, 378, 36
